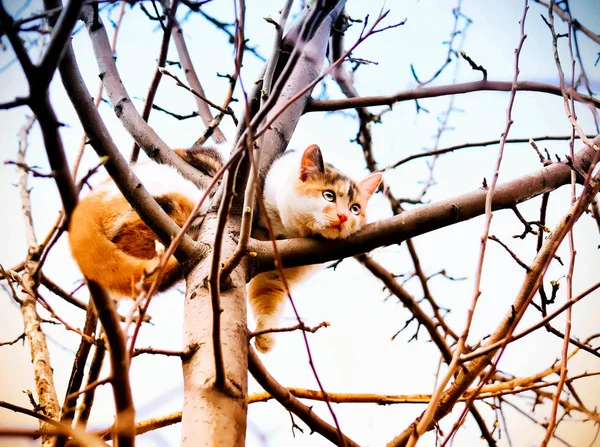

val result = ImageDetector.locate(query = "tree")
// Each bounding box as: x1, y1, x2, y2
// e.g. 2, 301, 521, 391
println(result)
0, 0, 599, 446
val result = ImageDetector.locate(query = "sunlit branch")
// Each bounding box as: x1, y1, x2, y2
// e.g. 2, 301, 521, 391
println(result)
94, 364, 600, 440
0, 401, 109, 446
251, 141, 596, 271
541, 6, 578, 445
461, 281, 600, 362
436, 5, 528, 441
7, 110, 61, 445
390, 146, 600, 447
249, 320, 329, 338
248, 347, 360, 447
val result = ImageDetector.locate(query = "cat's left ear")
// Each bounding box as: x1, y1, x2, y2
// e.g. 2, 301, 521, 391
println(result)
359, 172, 382, 199
299, 144, 325, 181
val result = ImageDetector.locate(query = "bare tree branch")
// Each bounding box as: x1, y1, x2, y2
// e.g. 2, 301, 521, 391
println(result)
251, 140, 597, 271
307, 80, 600, 112
80, 4, 212, 189
86, 280, 135, 447
130, 0, 180, 163
388, 146, 600, 446
534, 0, 600, 45
248, 347, 361, 447
55, 18, 201, 261
0, 401, 109, 446
170, 16, 228, 143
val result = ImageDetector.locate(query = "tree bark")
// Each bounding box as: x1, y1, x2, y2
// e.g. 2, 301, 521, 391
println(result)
180, 2, 345, 444
181, 214, 248, 446
20, 269, 60, 447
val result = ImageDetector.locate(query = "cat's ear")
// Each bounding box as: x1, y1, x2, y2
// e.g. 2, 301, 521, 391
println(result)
359, 172, 382, 199
299, 144, 325, 181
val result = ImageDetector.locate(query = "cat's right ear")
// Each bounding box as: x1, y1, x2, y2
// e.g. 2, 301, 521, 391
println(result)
299, 144, 325, 181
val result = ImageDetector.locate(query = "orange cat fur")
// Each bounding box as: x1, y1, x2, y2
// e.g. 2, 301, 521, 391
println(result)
68, 147, 222, 296
69, 144, 381, 354
249, 145, 382, 352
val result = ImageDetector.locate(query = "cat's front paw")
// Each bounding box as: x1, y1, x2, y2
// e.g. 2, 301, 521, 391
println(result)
255, 333, 276, 353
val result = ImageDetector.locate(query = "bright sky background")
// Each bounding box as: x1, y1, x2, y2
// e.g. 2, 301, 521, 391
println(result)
1, 0, 599, 446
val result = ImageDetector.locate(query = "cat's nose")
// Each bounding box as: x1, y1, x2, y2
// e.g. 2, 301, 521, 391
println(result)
338, 213, 348, 224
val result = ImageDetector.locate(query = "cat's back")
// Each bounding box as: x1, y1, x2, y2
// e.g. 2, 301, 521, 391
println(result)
263, 151, 301, 198
92, 162, 204, 204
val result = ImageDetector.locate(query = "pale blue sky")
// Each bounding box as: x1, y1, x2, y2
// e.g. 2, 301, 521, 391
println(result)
1, 1, 599, 446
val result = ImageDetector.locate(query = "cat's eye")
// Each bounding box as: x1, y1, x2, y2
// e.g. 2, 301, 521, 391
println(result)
350, 203, 361, 215
322, 190, 336, 202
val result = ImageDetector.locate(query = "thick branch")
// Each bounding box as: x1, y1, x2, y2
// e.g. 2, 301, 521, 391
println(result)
86, 281, 134, 447
255, 0, 346, 179
251, 141, 596, 271
80, 4, 212, 190
388, 149, 600, 446
56, 32, 201, 262
248, 347, 360, 447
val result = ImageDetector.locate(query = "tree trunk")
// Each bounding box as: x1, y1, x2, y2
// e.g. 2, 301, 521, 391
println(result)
179, 2, 345, 444
181, 213, 248, 445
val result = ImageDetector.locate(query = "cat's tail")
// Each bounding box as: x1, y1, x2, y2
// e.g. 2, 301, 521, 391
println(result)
68, 194, 183, 297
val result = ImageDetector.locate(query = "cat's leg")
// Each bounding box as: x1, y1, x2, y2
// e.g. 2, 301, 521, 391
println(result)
248, 265, 317, 353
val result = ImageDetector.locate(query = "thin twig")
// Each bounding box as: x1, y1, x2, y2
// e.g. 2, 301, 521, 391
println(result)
307, 80, 600, 112
385, 134, 595, 170
488, 235, 531, 271
159, 67, 235, 117
249, 321, 330, 339
460, 281, 600, 362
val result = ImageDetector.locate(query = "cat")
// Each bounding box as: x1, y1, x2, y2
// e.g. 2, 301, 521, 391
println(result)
68, 144, 381, 353
68, 147, 223, 297
248, 144, 381, 352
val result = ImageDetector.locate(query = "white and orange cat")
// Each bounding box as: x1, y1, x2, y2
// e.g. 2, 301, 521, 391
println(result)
69, 147, 223, 296
69, 144, 381, 353
249, 144, 381, 352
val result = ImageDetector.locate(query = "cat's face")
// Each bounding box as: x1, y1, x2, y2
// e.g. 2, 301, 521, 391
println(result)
289, 145, 382, 240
